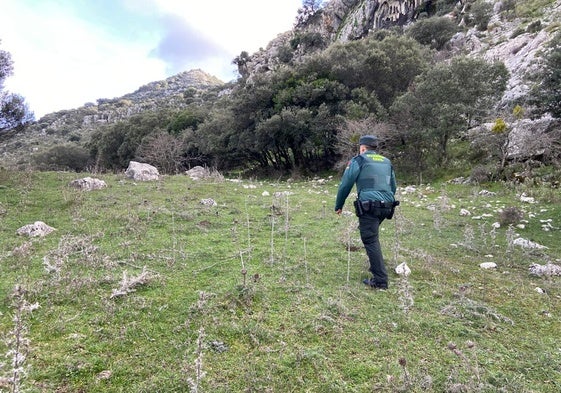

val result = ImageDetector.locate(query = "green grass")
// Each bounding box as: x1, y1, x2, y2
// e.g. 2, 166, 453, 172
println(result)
1, 169, 560, 392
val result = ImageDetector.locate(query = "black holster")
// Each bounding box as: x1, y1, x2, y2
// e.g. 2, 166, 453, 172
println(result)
354, 199, 400, 219
353, 199, 365, 217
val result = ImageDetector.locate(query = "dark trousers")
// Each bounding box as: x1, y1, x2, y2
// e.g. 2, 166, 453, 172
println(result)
358, 213, 387, 285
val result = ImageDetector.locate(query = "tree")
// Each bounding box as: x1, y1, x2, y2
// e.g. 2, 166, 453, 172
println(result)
135, 131, 185, 174
87, 110, 172, 170
0, 41, 34, 132
321, 34, 431, 108
529, 31, 561, 118
232, 51, 251, 79
33, 144, 91, 171
406, 16, 459, 50
295, 0, 324, 28
391, 56, 508, 179
0, 92, 34, 131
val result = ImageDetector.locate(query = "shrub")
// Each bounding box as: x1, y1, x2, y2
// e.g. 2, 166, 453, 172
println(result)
33, 144, 92, 171
434, 0, 459, 16
499, 206, 524, 226
406, 16, 459, 50
470, 165, 492, 183
527, 20, 542, 33
470, 0, 494, 31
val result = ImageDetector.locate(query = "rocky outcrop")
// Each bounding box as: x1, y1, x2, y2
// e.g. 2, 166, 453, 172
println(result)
327, 0, 423, 41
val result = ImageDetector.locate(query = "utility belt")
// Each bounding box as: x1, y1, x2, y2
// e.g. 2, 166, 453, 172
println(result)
353, 199, 400, 219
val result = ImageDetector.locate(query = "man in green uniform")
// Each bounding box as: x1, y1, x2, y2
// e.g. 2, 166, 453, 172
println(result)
335, 135, 397, 289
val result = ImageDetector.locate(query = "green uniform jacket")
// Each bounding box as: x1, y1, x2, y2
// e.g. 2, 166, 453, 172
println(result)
334, 150, 396, 211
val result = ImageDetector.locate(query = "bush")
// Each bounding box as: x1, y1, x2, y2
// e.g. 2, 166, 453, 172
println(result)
434, 0, 459, 16
406, 16, 459, 50
499, 206, 524, 226
33, 144, 92, 171
470, 165, 492, 183
526, 20, 542, 33
470, 0, 494, 31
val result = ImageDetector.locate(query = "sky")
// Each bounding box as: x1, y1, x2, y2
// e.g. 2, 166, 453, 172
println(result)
0, 0, 303, 118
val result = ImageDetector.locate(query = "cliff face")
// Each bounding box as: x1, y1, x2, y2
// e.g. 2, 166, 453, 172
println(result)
325, 0, 424, 40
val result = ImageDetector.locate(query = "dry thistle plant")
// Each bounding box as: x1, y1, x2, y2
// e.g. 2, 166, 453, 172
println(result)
11, 242, 33, 258
185, 327, 206, 393
110, 266, 156, 298
267, 195, 284, 265
505, 224, 517, 253
0, 285, 39, 393
446, 341, 485, 392
461, 224, 476, 251
398, 357, 412, 390
433, 206, 444, 231
389, 356, 433, 391
340, 215, 359, 283
397, 274, 414, 314
42, 234, 102, 278
433, 191, 452, 231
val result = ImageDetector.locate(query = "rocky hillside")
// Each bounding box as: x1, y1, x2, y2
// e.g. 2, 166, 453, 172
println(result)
1, 0, 560, 169
0, 69, 224, 168
242, 0, 560, 160
246, 0, 560, 111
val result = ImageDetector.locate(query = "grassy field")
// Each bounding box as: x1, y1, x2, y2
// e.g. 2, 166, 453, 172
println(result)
0, 169, 560, 392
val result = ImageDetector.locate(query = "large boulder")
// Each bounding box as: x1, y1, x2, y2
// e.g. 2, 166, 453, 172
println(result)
125, 161, 160, 181
69, 177, 107, 191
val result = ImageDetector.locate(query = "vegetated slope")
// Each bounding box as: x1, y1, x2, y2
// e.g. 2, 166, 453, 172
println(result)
0, 69, 225, 168
0, 171, 559, 391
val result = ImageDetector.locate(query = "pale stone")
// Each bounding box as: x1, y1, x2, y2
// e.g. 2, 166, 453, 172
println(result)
125, 161, 159, 181
529, 263, 561, 276
186, 166, 209, 180
16, 221, 55, 237
69, 177, 107, 191
513, 238, 547, 249
395, 262, 411, 276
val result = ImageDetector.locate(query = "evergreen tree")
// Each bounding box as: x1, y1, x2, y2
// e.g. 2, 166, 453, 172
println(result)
530, 31, 561, 118
0, 41, 34, 132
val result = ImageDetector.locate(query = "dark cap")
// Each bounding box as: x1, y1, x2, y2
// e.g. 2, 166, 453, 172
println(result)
359, 135, 378, 147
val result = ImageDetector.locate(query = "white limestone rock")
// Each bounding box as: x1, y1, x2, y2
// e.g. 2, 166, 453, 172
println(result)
16, 221, 56, 237
125, 161, 159, 181
69, 177, 107, 191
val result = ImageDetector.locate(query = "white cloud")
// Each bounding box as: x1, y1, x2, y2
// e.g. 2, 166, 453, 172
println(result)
0, 0, 302, 118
